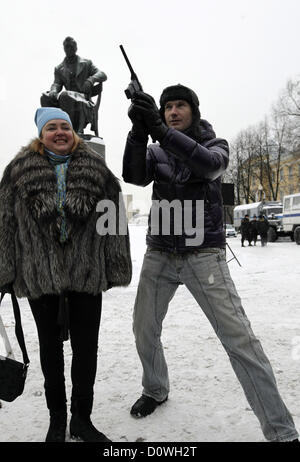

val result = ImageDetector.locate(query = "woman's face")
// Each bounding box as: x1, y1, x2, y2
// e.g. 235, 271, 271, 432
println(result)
41, 119, 74, 155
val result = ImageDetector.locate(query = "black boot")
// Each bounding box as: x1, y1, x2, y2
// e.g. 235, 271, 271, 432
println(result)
45, 409, 67, 442
70, 396, 111, 442
70, 414, 111, 442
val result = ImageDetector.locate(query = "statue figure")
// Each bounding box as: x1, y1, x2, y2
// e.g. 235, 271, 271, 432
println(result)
41, 37, 107, 136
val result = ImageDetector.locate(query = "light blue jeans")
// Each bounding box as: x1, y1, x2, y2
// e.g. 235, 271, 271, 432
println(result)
133, 248, 299, 442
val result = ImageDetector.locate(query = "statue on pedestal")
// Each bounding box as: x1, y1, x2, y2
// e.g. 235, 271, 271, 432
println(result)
41, 37, 107, 136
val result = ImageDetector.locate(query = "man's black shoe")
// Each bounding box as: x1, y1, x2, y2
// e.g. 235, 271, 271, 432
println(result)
130, 394, 168, 417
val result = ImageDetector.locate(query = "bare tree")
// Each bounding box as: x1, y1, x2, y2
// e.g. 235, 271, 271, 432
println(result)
269, 105, 293, 199
276, 76, 300, 150
252, 118, 284, 201
229, 127, 259, 204
279, 77, 300, 117
228, 75, 300, 206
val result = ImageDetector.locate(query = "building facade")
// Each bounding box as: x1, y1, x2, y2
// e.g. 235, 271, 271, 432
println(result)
240, 149, 300, 204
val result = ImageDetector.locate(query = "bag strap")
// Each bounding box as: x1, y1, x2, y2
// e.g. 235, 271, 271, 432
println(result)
0, 291, 30, 366
0, 311, 15, 359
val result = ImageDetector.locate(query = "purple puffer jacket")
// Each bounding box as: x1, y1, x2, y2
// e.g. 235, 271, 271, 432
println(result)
122, 126, 229, 252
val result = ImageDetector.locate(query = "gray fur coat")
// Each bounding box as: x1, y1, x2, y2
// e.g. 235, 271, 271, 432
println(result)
0, 141, 132, 299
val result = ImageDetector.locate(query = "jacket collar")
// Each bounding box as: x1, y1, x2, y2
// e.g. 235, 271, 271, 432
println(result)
62, 55, 86, 77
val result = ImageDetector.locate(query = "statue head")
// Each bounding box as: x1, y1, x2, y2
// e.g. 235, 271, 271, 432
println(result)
63, 37, 77, 58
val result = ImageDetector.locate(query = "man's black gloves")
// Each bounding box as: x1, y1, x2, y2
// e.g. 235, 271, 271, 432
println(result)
128, 92, 168, 142
128, 103, 149, 142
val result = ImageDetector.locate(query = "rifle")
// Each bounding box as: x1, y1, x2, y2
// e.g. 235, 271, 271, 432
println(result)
120, 45, 157, 142
119, 45, 143, 99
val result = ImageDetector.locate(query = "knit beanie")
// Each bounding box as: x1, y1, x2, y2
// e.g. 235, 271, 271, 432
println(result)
159, 84, 201, 121
34, 107, 72, 136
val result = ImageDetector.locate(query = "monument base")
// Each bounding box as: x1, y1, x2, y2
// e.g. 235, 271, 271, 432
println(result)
80, 134, 105, 160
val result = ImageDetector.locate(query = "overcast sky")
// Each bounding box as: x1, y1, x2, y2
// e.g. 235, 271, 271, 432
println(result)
1, 0, 300, 211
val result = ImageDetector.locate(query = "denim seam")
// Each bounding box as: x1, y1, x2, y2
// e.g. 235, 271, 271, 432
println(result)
217, 257, 265, 366
185, 257, 219, 334
154, 260, 171, 326
216, 257, 279, 440
227, 352, 278, 441
151, 258, 171, 399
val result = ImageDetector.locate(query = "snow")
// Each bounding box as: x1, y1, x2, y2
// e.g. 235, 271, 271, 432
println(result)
0, 226, 299, 442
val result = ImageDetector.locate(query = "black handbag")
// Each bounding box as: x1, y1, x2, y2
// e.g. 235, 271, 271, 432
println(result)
0, 291, 30, 402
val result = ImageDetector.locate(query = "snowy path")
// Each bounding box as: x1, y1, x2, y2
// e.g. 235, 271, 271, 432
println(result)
0, 226, 299, 442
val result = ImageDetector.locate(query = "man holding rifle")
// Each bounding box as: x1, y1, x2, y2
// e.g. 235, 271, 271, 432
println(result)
122, 72, 298, 441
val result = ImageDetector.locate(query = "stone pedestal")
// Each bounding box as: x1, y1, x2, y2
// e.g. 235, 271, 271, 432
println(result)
80, 134, 105, 160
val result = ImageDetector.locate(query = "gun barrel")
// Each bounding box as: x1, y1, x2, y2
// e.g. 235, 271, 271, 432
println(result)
120, 44, 144, 100
119, 45, 136, 78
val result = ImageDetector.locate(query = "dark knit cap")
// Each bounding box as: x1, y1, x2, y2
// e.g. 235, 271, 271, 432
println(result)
159, 84, 201, 121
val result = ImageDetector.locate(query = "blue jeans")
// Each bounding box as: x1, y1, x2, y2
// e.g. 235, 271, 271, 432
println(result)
133, 248, 298, 442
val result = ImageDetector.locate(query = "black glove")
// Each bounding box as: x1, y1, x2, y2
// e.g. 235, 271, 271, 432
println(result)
128, 102, 149, 142
130, 92, 168, 142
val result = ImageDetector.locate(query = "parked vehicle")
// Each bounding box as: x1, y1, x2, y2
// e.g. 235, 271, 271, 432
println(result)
224, 224, 237, 237
233, 201, 284, 241
282, 193, 300, 244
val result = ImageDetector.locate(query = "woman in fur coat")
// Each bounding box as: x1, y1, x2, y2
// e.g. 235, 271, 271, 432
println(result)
0, 107, 132, 442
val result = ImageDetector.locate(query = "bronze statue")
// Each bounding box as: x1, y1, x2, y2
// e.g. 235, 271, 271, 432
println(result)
41, 37, 107, 136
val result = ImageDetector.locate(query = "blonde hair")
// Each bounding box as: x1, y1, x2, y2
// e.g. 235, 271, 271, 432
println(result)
30, 129, 82, 155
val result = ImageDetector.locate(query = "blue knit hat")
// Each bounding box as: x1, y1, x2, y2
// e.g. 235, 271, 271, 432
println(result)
34, 107, 72, 136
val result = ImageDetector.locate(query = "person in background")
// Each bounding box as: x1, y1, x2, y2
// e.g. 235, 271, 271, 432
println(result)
0, 107, 131, 442
240, 214, 252, 247
257, 214, 269, 247
250, 214, 258, 246
122, 83, 299, 442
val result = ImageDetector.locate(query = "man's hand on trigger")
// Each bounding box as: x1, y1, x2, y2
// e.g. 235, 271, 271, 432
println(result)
128, 102, 149, 141
131, 92, 168, 142
132, 92, 158, 119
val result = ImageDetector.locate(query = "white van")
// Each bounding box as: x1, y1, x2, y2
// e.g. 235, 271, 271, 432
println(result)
234, 201, 282, 229
282, 193, 300, 244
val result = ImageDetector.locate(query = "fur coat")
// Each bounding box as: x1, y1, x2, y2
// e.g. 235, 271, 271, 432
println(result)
0, 141, 132, 299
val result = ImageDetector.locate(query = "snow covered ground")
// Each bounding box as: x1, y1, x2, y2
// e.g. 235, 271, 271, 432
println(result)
0, 226, 299, 442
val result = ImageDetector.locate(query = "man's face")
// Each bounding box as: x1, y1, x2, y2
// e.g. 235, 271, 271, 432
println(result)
41, 119, 74, 155
164, 99, 193, 131
64, 41, 77, 58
